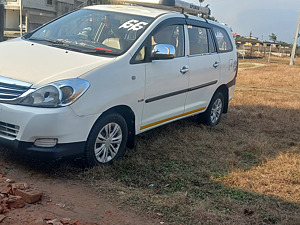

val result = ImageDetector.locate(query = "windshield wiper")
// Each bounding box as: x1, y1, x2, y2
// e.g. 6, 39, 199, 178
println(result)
27, 37, 119, 55
27, 37, 69, 47
44, 38, 65, 45
75, 48, 120, 56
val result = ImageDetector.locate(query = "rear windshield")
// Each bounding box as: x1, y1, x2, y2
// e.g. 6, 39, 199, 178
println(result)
25, 9, 154, 56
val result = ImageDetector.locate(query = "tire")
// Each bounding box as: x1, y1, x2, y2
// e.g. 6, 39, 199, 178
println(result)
84, 113, 128, 166
198, 92, 224, 126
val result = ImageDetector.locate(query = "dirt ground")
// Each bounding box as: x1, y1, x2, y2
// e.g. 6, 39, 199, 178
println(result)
0, 156, 158, 225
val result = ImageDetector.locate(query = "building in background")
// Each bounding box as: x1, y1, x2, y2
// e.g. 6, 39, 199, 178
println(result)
236, 36, 263, 48
0, 0, 87, 38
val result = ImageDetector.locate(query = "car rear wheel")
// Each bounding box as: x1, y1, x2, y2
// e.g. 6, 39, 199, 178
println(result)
84, 113, 128, 166
198, 92, 224, 126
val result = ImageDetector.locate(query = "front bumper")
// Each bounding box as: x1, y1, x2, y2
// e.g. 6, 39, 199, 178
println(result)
0, 137, 85, 160
0, 103, 100, 159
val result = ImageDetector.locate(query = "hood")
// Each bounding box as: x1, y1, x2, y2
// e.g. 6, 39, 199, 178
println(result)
0, 38, 115, 88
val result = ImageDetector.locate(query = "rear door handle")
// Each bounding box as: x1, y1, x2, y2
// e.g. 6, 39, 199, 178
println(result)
213, 61, 220, 68
180, 66, 189, 74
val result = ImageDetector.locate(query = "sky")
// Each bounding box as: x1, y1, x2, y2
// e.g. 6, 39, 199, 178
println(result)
204, 0, 300, 44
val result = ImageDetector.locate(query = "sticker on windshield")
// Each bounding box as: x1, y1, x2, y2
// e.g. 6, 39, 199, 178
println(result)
119, 20, 148, 31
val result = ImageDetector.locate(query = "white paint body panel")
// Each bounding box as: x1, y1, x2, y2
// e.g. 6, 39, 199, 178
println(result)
0, 38, 115, 87
0, 103, 99, 143
141, 57, 189, 128
185, 53, 220, 113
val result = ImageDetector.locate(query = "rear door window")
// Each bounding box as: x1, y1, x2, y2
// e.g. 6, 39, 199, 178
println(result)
188, 25, 216, 55
213, 27, 233, 52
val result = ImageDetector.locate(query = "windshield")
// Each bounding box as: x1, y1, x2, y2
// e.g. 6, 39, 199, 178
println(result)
26, 9, 154, 56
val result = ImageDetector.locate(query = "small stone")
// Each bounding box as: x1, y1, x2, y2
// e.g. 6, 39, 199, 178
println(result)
0, 198, 9, 212
5, 179, 14, 183
46, 218, 58, 224
0, 177, 7, 183
0, 214, 6, 223
53, 222, 63, 225
71, 220, 79, 225
14, 189, 43, 204
60, 218, 71, 224
0, 197, 7, 203
0, 184, 11, 194
11, 183, 28, 194
7, 195, 25, 209
56, 203, 66, 208
44, 214, 55, 221
34, 218, 45, 225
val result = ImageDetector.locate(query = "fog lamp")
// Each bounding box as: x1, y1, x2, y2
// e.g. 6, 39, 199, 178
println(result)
34, 138, 58, 148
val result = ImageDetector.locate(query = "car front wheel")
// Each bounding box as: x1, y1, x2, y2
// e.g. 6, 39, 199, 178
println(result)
84, 113, 128, 166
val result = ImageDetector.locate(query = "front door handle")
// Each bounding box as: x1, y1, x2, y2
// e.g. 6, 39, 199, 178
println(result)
213, 61, 220, 68
180, 66, 189, 74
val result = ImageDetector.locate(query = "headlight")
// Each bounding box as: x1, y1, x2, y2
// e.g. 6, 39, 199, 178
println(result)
19, 78, 90, 107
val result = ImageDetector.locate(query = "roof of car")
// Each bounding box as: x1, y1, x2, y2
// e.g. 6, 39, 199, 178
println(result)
83, 4, 227, 30
84, 4, 175, 18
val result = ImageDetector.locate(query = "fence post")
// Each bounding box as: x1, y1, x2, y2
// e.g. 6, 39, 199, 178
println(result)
0, 4, 4, 42
268, 45, 272, 62
290, 11, 300, 65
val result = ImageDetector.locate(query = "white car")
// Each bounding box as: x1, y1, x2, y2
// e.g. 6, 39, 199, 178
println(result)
0, 2, 237, 166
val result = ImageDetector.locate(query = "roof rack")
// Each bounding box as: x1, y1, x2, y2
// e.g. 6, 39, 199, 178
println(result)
120, 0, 211, 16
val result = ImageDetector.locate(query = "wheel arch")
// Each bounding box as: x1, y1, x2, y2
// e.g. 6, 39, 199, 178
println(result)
215, 84, 229, 113
96, 105, 136, 149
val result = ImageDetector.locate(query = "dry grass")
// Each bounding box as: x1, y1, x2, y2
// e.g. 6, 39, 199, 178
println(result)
239, 62, 265, 70
238, 59, 300, 92
217, 57, 300, 203
79, 57, 300, 224
1, 57, 300, 224
218, 152, 300, 203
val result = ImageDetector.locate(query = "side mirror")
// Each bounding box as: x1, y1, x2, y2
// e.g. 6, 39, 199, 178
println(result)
151, 44, 175, 60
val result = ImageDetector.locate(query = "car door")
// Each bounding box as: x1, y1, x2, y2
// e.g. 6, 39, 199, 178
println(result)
212, 26, 236, 83
140, 21, 189, 131
184, 22, 221, 113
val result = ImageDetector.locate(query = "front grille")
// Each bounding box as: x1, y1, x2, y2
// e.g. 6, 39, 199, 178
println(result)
0, 121, 19, 139
0, 76, 32, 101
0, 82, 30, 100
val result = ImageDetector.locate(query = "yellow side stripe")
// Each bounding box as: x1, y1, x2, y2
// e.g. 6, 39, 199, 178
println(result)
140, 107, 206, 130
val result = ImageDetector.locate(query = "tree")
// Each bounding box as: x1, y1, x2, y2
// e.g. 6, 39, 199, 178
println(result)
235, 35, 244, 41
269, 33, 277, 43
